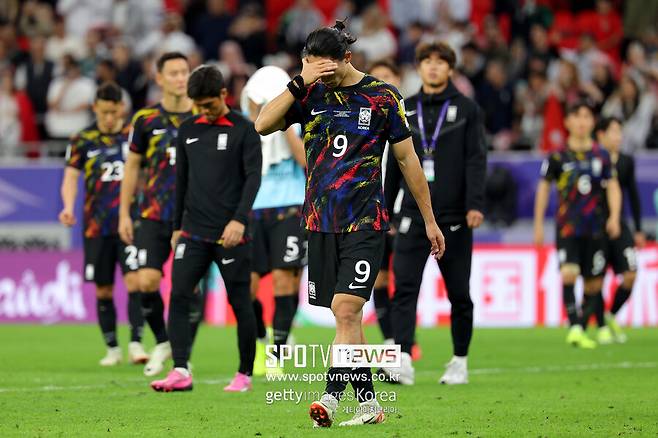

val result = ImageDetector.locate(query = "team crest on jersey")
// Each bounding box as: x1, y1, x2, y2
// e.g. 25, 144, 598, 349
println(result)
358, 107, 372, 130
217, 133, 228, 150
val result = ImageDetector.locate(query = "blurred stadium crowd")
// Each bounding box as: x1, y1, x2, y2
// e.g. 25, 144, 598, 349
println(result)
0, 0, 657, 157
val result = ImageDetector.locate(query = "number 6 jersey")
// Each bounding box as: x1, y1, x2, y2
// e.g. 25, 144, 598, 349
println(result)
284, 75, 411, 233
541, 144, 615, 239
65, 123, 131, 238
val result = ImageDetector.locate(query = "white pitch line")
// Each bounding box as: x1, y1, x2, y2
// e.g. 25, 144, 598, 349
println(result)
0, 362, 655, 394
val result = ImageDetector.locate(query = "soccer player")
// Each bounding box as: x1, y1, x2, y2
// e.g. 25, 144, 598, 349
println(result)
381, 42, 487, 386
59, 82, 148, 366
595, 116, 645, 343
255, 21, 444, 427
119, 52, 194, 376
150, 65, 261, 392
241, 66, 306, 376
534, 101, 622, 349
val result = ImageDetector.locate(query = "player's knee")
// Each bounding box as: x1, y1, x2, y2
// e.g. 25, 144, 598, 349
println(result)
331, 301, 361, 327
560, 265, 580, 285
95, 285, 114, 299
584, 277, 603, 294
124, 272, 139, 291
272, 269, 296, 296
139, 270, 161, 292
622, 271, 636, 288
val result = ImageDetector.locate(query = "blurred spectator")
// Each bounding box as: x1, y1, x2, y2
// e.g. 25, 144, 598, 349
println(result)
187, 48, 204, 71
389, 0, 438, 30
95, 59, 132, 113
0, 23, 27, 66
0, 67, 38, 153
515, 70, 549, 150
14, 36, 54, 139
111, 42, 147, 110
191, 0, 234, 61
0, 67, 21, 154
111, 0, 163, 45
45, 15, 86, 66
17, 1, 54, 39
591, 57, 616, 104
571, 33, 607, 84
215, 40, 255, 81
623, 0, 658, 40
398, 22, 426, 65
579, 0, 623, 65
228, 3, 267, 67
459, 41, 485, 90
0, 1, 20, 24
479, 15, 510, 62
477, 58, 514, 150
602, 72, 657, 152
278, 0, 323, 55
79, 29, 109, 77
45, 55, 95, 139
625, 41, 658, 83
527, 23, 558, 74
352, 4, 396, 63
136, 12, 196, 58
56, 0, 112, 38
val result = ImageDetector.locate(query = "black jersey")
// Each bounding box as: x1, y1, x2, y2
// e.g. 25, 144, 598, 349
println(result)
174, 111, 262, 242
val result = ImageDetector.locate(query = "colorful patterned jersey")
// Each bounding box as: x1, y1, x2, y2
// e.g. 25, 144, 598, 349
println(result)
285, 75, 411, 233
129, 103, 193, 222
541, 144, 615, 238
66, 124, 131, 238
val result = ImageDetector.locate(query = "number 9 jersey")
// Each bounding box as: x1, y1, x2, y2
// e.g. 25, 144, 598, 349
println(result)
284, 75, 411, 233
66, 123, 131, 238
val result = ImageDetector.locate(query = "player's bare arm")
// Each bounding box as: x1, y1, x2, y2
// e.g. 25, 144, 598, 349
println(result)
255, 59, 337, 135
59, 166, 80, 227
533, 179, 551, 245
118, 151, 141, 244
606, 177, 622, 239
392, 137, 445, 259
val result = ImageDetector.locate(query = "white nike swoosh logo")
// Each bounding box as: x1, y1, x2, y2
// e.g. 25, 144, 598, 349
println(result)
87, 150, 101, 158
186, 138, 199, 144
311, 109, 327, 115
348, 283, 368, 290
152, 129, 168, 135
221, 258, 235, 265
405, 110, 417, 116
450, 225, 462, 232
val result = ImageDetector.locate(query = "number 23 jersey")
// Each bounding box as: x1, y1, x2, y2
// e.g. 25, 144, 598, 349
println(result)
541, 144, 615, 238
66, 124, 131, 238
285, 75, 411, 233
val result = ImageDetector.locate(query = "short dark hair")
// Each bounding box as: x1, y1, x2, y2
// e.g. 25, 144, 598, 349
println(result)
415, 41, 456, 68
303, 20, 357, 60
367, 59, 400, 77
95, 81, 123, 103
565, 99, 595, 117
156, 51, 188, 72
595, 116, 622, 134
187, 65, 225, 99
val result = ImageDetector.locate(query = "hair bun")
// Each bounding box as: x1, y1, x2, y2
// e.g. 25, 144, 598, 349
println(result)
333, 19, 346, 32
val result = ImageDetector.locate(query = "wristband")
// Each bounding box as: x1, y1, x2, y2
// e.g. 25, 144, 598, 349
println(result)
287, 75, 307, 99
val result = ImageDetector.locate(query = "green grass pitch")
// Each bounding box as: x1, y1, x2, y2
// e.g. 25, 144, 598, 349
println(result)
1, 325, 657, 437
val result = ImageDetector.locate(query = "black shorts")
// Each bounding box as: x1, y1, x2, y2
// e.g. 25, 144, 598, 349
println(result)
251, 206, 306, 276
134, 218, 173, 272
83, 236, 138, 286
172, 236, 251, 291
556, 235, 606, 278
606, 222, 637, 274
307, 231, 385, 308
379, 232, 394, 271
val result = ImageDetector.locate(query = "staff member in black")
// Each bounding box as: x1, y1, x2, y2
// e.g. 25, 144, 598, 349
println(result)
150, 65, 262, 393
382, 42, 487, 385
